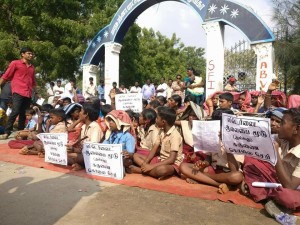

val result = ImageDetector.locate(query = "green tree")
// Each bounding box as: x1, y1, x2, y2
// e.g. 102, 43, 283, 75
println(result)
0, 0, 123, 84
273, 0, 300, 94
120, 26, 206, 87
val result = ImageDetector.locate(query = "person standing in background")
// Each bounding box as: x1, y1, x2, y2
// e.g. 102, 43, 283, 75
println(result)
0, 47, 38, 139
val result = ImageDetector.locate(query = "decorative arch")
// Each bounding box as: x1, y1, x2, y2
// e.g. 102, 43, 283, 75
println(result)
81, 0, 275, 101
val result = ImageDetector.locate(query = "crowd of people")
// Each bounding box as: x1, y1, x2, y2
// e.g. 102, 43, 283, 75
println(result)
1, 47, 300, 224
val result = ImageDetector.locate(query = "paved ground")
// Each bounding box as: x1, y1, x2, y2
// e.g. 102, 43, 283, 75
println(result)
0, 161, 282, 225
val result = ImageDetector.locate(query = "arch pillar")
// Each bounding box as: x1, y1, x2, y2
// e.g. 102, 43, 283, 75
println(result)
202, 22, 225, 98
252, 42, 274, 92
104, 42, 122, 103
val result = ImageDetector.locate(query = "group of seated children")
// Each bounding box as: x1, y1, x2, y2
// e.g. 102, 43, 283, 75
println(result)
8, 81, 300, 223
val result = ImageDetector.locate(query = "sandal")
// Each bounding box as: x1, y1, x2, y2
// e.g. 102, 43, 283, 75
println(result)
240, 181, 250, 196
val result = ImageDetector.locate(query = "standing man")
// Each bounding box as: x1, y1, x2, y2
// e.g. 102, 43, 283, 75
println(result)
129, 81, 141, 93
156, 77, 168, 98
84, 77, 97, 99
0, 47, 37, 139
97, 80, 105, 100
53, 80, 64, 97
141, 79, 155, 101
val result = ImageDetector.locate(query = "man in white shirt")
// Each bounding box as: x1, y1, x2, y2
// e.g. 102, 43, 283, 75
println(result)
129, 81, 141, 93
84, 77, 97, 99
64, 78, 76, 101
53, 80, 64, 97
156, 77, 168, 98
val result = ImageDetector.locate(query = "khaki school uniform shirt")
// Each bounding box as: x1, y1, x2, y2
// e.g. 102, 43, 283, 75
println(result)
281, 142, 300, 178
50, 122, 67, 133
158, 125, 183, 166
140, 124, 160, 150
81, 121, 103, 143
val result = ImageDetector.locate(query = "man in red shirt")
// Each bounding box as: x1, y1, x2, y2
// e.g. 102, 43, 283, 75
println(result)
0, 47, 37, 139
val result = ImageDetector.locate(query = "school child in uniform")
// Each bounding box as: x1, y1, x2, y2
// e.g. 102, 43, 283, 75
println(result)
19, 108, 67, 156
179, 109, 243, 194
67, 102, 103, 171
65, 103, 83, 145
137, 108, 160, 150
132, 106, 183, 180
15, 108, 37, 140
243, 108, 300, 223
102, 110, 136, 173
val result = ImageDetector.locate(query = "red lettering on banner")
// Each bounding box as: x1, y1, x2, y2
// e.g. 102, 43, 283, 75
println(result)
208, 81, 215, 89
207, 60, 215, 89
260, 70, 267, 79
260, 80, 267, 89
260, 62, 267, 69
208, 60, 215, 71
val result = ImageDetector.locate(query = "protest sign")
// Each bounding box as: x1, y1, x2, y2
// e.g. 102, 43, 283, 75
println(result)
37, 133, 68, 166
82, 143, 124, 180
115, 93, 142, 113
222, 114, 277, 165
192, 120, 221, 152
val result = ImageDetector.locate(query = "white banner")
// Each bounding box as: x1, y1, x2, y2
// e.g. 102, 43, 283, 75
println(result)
82, 143, 124, 180
192, 120, 221, 153
37, 133, 68, 166
222, 114, 277, 166
115, 93, 143, 113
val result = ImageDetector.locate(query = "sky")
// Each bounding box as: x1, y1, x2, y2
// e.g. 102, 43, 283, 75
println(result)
135, 0, 275, 50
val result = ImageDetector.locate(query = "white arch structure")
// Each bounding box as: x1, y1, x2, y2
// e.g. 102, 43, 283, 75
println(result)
81, 0, 275, 102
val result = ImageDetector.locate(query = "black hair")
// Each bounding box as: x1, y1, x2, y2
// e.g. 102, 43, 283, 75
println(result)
63, 97, 72, 104
170, 94, 182, 107
126, 110, 140, 123
41, 104, 54, 112
212, 109, 234, 126
49, 108, 66, 122
26, 108, 36, 115
157, 106, 176, 126
219, 92, 234, 102
100, 99, 106, 104
148, 100, 160, 109
156, 96, 167, 105
142, 99, 148, 108
57, 80, 61, 83
89, 77, 93, 81
142, 108, 157, 131
112, 81, 117, 85
50, 81, 55, 86
89, 97, 101, 112
70, 78, 76, 83
83, 102, 99, 121
20, 47, 33, 54
283, 108, 300, 125
69, 105, 82, 116
100, 104, 113, 117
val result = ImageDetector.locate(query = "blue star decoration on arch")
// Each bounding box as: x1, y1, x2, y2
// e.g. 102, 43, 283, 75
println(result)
81, 0, 275, 66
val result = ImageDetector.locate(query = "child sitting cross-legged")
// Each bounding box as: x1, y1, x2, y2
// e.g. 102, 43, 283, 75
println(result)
102, 110, 136, 173
179, 108, 244, 194
15, 108, 37, 140
67, 102, 103, 171
19, 108, 67, 156
131, 106, 183, 180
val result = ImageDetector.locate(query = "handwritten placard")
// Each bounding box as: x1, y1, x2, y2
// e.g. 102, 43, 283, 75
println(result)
37, 133, 68, 165
82, 143, 124, 180
192, 120, 221, 152
222, 114, 277, 165
115, 93, 142, 113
